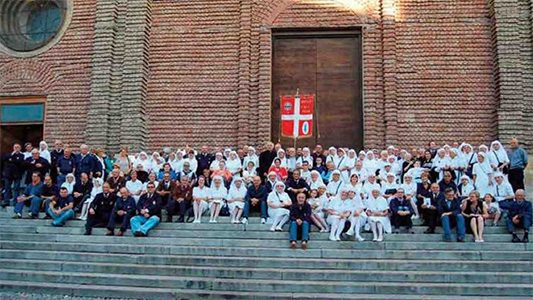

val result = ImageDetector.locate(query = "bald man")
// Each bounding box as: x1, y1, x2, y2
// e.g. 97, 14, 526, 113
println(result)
500, 190, 531, 243
241, 176, 268, 224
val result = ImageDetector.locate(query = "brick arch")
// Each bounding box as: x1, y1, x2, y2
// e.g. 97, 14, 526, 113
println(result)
0, 60, 59, 95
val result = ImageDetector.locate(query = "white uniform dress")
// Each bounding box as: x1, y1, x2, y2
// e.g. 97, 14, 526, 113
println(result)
326, 197, 353, 225
472, 161, 493, 197
365, 195, 392, 233
209, 185, 227, 210
267, 191, 291, 219
193, 186, 210, 213
126, 179, 144, 203
227, 184, 247, 213
326, 179, 344, 196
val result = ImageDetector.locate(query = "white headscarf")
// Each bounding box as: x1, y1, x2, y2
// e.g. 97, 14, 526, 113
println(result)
228, 177, 246, 199
90, 177, 104, 199
61, 173, 76, 194
309, 170, 325, 189
489, 140, 510, 165
39, 141, 51, 163
150, 152, 164, 173
226, 151, 243, 174
134, 152, 152, 172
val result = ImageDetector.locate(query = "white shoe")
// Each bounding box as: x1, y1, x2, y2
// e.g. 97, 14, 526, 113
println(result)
479, 239, 484, 243
345, 229, 354, 236
209, 219, 216, 223
356, 236, 365, 242
193, 219, 200, 223
320, 229, 327, 233
372, 238, 378, 242
335, 236, 341, 241
241, 218, 248, 224
261, 218, 266, 224
275, 226, 282, 231
232, 220, 239, 224
270, 226, 276, 231
376, 237, 383, 242
329, 235, 336, 241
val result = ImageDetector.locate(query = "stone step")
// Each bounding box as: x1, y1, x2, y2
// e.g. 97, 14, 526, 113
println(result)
1, 232, 530, 252
1, 269, 531, 296
1, 240, 531, 261
0, 250, 531, 272
0, 209, 505, 227
1, 258, 530, 284
0, 218, 511, 233
0, 225, 518, 242
1, 280, 530, 300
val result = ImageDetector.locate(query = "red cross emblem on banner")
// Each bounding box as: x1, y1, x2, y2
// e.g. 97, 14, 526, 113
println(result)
281, 94, 314, 138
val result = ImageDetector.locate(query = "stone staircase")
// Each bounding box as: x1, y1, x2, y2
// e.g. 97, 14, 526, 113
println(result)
0, 207, 532, 300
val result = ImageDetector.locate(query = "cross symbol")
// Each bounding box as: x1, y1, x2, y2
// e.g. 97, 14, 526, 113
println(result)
281, 95, 313, 138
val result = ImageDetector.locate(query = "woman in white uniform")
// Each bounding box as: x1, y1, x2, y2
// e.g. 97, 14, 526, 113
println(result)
489, 140, 510, 174
226, 151, 243, 179
208, 176, 227, 223
362, 174, 381, 199
79, 177, 103, 221
400, 173, 419, 218
365, 188, 391, 242
267, 181, 292, 231
243, 147, 260, 173
296, 147, 314, 169
192, 176, 210, 223
326, 189, 353, 241
346, 190, 367, 242
326, 170, 344, 197
227, 177, 247, 223
339, 149, 356, 183
363, 151, 379, 176
308, 170, 325, 189
61, 173, 76, 195
38, 141, 51, 164
472, 152, 494, 198
381, 173, 399, 202
134, 152, 152, 174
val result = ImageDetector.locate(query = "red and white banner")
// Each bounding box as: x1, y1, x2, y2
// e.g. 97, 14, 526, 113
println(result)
281, 93, 314, 138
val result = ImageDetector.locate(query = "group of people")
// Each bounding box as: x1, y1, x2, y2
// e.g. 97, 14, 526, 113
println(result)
1, 138, 531, 248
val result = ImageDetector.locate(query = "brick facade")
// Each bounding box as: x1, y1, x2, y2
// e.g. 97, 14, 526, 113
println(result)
0, 0, 531, 152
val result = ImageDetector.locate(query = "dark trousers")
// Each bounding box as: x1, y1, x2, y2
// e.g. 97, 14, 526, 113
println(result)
392, 213, 413, 229
85, 211, 112, 233
2, 178, 21, 206
243, 198, 268, 219
507, 215, 532, 232
166, 200, 191, 219
107, 211, 135, 232
422, 208, 439, 230
508, 168, 525, 192
74, 194, 90, 211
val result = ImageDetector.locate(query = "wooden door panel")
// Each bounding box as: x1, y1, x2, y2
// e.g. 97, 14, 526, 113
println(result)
271, 32, 363, 150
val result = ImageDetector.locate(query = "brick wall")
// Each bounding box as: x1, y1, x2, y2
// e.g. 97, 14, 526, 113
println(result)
0, 0, 531, 152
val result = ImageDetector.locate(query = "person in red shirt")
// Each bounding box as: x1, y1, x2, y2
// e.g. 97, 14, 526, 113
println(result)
268, 158, 288, 181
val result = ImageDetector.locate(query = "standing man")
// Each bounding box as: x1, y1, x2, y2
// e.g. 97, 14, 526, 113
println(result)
77, 144, 96, 180
56, 147, 76, 188
508, 138, 528, 191
50, 140, 64, 184
2, 143, 24, 208
438, 188, 466, 242
22, 149, 50, 184
85, 182, 117, 235
259, 142, 276, 179
196, 146, 214, 176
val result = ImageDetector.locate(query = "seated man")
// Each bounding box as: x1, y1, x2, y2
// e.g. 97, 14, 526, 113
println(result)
106, 169, 126, 194
167, 175, 193, 223
500, 189, 532, 243
438, 187, 466, 242
389, 188, 415, 234
438, 171, 458, 194
73, 172, 93, 211
41, 175, 58, 218
85, 182, 117, 235
285, 169, 309, 203
46, 187, 75, 227
289, 192, 312, 249
107, 187, 137, 236
417, 183, 444, 234
241, 176, 268, 224
13, 172, 44, 219
156, 172, 176, 208
131, 182, 162, 237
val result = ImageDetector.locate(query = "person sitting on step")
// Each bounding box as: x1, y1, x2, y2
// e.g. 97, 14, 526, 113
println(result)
389, 188, 415, 234
84, 182, 117, 235
461, 190, 488, 243
289, 192, 312, 249
326, 189, 353, 241
499, 189, 531, 243
167, 175, 193, 223
241, 176, 268, 225
438, 188, 466, 242
46, 187, 75, 227
131, 182, 162, 237
13, 172, 43, 219
418, 183, 443, 234
267, 181, 292, 231
107, 187, 136, 236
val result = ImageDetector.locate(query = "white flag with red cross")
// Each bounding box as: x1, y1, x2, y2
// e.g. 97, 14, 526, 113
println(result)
281, 93, 314, 138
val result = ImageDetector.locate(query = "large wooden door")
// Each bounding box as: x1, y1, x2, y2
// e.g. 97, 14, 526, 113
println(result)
271, 30, 363, 150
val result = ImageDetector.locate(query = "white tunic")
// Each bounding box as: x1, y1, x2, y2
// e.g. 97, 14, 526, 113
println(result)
473, 162, 493, 197
227, 185, 247, 211
267, 191, 291, 218
365, 196, 392, 233
326, 180, 344, 196
193, 186, 210, 212
126, 179, 144, 202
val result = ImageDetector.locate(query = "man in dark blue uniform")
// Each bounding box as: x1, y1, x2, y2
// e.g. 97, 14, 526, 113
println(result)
2, 143, 25, 207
